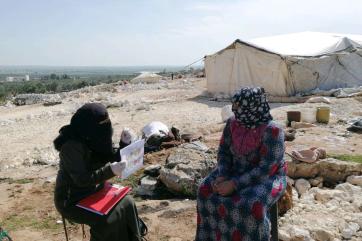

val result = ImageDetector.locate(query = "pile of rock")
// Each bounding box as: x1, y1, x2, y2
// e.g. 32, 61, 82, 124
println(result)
13, 94, 62, 106
280, 158, 362, 241
279, 179, 362, 241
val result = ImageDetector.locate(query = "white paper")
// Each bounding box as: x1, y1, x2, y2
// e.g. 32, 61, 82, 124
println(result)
119, 139, 145, 179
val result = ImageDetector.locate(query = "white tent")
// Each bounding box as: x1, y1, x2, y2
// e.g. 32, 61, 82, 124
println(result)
205, 32, 362, 97
130, 72, 163, 84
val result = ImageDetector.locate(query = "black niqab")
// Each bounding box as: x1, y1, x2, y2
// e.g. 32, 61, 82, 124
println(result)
54, 103, 113, 156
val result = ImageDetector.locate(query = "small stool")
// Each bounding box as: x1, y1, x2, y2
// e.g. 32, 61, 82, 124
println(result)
61, 216, 86, 241
270, 203, 279, 241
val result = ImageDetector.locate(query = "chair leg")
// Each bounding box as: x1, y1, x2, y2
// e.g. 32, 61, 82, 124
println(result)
81, 224, 86, 239
62, 216, 69, 241
270, 203, 279, 241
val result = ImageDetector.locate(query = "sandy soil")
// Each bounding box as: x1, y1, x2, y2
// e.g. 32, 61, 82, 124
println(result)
1, 78, 362, 240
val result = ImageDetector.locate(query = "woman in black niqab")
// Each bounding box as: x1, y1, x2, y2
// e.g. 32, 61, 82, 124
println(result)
53, 103, 141, 241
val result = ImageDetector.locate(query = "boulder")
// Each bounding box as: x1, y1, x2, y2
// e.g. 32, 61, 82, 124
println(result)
159, 143, 217, 196
287, 158, 362, 184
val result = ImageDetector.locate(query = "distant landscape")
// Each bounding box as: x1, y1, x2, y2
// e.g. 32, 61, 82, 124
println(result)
0, 65, 199, 103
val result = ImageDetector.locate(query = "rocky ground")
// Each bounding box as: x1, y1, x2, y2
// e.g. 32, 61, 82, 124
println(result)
0, 78, 362, 241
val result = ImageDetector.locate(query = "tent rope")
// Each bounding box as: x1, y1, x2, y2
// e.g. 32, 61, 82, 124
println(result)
182, 56, 205, 70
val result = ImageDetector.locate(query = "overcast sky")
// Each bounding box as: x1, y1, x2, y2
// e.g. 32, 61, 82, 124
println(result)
1, 0, 361, 66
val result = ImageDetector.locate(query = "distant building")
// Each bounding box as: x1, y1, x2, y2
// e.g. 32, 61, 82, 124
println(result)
6, 77, 15, 82
5, 75, 30, 82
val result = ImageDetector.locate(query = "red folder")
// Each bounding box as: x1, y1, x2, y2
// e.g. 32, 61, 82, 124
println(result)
76, 182, 131, 215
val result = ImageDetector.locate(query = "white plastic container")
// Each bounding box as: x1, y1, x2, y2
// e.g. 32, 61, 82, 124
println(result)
301, 108, 317, 123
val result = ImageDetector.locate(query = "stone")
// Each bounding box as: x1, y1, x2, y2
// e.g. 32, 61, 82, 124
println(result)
295, 179, 311, 196
311, 229, 335, 241
136, 176, 158, 196
341, 222, 360, 239
292, 187, 299, 201
335, 182, 362, 197
144, 164, 162, 177
347, 175, 362, 187
314, 188, 348, 203
287, 158, 362, 184
287, 176, 295, 186
287, 160, 319, 179
309, 176, 323, 187
182, 141, 209, 152
279, 229, 291, 241
289, 226, 312, 241
159, 144, 217, 196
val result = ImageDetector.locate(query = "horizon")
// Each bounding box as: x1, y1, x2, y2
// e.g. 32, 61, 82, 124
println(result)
1, 0, 362, 66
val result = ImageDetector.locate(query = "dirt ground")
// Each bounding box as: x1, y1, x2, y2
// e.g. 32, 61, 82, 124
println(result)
1, 78, 362, 240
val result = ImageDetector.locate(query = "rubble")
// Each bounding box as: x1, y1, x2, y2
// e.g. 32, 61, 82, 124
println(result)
279, 181, 362, 241
13, 94, 62, 106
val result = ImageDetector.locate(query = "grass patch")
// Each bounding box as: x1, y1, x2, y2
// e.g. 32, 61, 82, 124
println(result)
7, 178, 33, 185
112, 168, 145, 189
1, 214, 60, 232
328, 154, 362, 164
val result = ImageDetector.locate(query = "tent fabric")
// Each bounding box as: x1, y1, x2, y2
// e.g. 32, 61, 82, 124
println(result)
130, 72, 163, 84
249, 32, 362, 56
205, 32, 362, 97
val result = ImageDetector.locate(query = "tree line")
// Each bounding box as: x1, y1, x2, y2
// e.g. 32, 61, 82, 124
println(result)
0, 74, 135, 103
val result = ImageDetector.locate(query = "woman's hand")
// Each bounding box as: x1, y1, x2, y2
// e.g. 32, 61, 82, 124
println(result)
212, 176, 226, 193
110, 161, 126, 176
214, 180, 236, 196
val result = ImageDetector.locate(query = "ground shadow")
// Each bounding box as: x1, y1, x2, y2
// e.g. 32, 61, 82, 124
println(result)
188, 95, 296, 110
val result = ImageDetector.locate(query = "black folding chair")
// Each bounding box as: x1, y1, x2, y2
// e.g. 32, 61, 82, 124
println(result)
270, 203, 279, 241
61, 215, 86, 241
